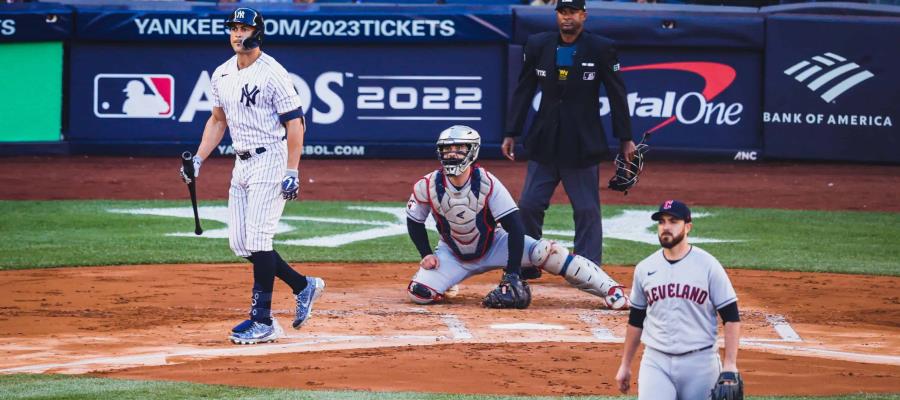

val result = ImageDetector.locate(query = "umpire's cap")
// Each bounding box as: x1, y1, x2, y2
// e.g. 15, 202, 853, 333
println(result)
226, 8, 264, 49
651, 200, 692, 223
556, 0, 586, 11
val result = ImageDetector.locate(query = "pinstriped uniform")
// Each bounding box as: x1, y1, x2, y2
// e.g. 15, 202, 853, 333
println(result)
210, 52, 301, 257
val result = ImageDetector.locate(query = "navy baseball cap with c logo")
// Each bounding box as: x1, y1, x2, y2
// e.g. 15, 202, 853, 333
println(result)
651, 200, 692, 223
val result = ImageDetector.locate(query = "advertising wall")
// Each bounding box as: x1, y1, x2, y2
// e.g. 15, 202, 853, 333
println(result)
66, 5, 511, 157
3, 2, 898, 163
509, 6, 764, 158
0, 4, 69, 142
69, 43, 505, 157
763, 14, 900, 162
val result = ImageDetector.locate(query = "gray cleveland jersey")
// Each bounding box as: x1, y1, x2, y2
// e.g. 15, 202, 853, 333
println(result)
210, 53, 301, 152
630, 246, 737, 354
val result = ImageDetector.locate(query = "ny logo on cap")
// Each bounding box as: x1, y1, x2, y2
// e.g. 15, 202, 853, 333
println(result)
663, 200, 674, 209
236, 10, 245, 19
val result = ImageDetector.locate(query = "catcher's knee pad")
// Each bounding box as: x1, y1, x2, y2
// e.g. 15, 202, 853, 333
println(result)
407, 281, 443, 305
531, 240, 624, 307
528, 239, 555, 268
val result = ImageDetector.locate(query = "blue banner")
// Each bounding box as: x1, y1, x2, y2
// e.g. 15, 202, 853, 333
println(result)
74, 5, 511, 43
0, 4, 72, 42
508, 48, 762, 159
763, 15, 899, 162
68, 43, 506, 157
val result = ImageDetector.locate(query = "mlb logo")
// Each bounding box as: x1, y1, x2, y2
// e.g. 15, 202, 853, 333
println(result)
583, 72, 596, 80
94, 74, 174, 119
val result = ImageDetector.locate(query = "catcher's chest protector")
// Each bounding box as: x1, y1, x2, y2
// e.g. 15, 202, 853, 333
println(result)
419, 168, 496, 260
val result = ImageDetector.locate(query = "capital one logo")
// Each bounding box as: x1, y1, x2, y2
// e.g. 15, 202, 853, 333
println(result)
531, 61, 745, 133
783, 52, 874, 103
94, 74, 174, 118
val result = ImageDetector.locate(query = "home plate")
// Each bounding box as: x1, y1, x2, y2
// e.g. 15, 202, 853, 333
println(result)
490, 323, 566, 330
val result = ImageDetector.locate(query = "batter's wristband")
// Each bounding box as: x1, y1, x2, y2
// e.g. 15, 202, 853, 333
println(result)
285, 169, 299, 178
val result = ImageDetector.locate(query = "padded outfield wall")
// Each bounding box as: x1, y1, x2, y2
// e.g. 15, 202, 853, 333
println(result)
1, 2, 898, 162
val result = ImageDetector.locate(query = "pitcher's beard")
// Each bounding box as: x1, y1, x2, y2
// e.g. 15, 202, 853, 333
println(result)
659, 231, 685, 249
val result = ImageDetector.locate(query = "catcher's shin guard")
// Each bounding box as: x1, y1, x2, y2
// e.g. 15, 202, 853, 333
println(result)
530, 240, 628, 309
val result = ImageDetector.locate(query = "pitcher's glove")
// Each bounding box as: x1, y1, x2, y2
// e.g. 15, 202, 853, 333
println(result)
482, 272, 531, 309
710, 371, 743, 400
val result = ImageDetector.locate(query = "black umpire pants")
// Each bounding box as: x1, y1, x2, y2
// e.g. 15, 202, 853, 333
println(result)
518, 161, 603, 265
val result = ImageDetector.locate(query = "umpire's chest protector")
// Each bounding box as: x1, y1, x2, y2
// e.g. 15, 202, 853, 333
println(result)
415, 168, 496, 261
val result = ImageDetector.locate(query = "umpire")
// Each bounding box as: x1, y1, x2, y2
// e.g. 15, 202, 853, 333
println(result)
503, 0, 635, 270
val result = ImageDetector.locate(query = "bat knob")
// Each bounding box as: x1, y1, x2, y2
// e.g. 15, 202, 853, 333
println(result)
182, 151, 193, 161
195, 227, 203, 236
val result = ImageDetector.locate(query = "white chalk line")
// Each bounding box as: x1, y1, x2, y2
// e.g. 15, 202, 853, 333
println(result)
2, 312, 895, 374
740, 341, 900, 366
578, 312, 619, 341
440, 314, 473, 340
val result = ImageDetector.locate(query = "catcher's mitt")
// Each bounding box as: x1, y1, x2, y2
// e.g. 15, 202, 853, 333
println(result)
710, 371, 743, 400
482, 272, 531, 309
608, 134, 650, 195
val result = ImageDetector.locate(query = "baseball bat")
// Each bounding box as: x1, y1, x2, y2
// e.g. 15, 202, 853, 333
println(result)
181, 151, 204, 235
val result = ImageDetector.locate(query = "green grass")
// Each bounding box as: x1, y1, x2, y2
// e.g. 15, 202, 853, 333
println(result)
0, 200, 898, 275
0, 374, 896, 400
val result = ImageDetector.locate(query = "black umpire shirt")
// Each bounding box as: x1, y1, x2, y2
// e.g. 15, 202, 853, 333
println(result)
506, 31, 632, 168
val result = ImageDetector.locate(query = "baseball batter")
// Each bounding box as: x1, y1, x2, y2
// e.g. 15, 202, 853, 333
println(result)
405, 125, 630, 310
615, 200, 742, 399
179, 8, 324, 345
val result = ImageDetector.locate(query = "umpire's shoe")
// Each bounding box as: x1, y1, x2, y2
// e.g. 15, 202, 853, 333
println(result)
230, 317, 283, 345
293, 277, 326, 329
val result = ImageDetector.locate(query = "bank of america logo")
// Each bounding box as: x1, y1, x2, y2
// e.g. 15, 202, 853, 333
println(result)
783, 52, 873, 103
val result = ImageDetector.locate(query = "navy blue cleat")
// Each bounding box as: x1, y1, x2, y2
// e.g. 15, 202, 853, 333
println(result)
229, 317, 283, 345
293, 277, 325, 329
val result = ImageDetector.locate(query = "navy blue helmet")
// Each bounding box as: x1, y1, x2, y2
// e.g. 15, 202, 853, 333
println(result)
226, 8, 264, 50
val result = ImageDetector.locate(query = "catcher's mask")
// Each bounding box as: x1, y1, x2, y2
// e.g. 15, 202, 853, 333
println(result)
436, 125, 481, 176
226, 8, 264, 50
608, 142, 648, 194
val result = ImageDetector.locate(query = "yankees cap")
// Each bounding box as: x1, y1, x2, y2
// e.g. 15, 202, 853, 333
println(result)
651, 200, 692, 223
556, 0, 586, 11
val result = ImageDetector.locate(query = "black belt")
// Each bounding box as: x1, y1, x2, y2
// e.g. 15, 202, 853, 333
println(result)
236, 147, 266, 160
654, 344, 714, 357
236, 136, 286, 160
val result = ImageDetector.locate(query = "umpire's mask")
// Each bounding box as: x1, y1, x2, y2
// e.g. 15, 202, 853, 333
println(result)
436, 125, 481, 177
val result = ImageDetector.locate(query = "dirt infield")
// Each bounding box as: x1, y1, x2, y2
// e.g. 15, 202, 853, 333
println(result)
0, 264, 897, 395
1, 157, 899, 396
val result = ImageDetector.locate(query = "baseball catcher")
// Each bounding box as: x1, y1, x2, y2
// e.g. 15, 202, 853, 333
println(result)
405, 125, 631, 310
710, 371, 744, 400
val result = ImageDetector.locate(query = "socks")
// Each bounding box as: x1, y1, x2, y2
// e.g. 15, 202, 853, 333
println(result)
274, 251, 308, 294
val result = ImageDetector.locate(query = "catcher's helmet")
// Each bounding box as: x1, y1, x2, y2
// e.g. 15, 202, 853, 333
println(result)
436, 125, 481, 177
226, 8, 264, 50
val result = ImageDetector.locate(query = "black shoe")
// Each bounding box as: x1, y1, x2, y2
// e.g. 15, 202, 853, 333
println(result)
520, 266, 543, 280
